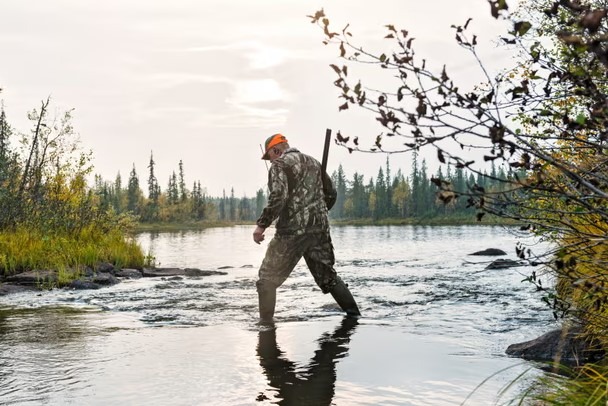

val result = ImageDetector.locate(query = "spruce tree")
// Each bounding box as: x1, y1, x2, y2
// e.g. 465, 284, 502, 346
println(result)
178, 160, 187, 202
127, 164, 140, 214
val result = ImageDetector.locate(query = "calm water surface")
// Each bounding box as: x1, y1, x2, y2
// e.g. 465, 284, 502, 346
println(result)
0, 225, 555, 405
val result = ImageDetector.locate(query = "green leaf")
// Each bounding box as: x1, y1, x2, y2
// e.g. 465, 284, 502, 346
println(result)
513, 21, 532, 36
575, 113, 586, 125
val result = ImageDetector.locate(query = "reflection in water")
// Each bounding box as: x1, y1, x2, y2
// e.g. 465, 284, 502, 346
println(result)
257, 316, 359, 405
0, 307, 102, 404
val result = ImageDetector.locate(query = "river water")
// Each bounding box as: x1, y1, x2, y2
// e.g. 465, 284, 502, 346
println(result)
0, 225, 556, 405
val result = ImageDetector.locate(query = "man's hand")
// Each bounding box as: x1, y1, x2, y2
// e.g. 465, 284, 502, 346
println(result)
253, 226, 266, 244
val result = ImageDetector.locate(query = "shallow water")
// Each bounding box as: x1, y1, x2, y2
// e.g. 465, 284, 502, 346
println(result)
0, 225, 555, 405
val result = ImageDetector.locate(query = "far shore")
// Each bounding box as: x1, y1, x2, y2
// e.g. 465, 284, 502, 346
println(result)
134, 216, 522, 233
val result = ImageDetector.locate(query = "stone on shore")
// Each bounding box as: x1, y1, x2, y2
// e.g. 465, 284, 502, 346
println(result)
506, 325, 605, 367
5, 270, 58, 285
92, 272, 119, 285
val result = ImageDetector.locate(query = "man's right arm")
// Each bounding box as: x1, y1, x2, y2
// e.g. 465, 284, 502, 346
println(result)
256, 164, 289, 228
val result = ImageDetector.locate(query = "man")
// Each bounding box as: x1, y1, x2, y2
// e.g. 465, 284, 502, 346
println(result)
253, 133, 361, 322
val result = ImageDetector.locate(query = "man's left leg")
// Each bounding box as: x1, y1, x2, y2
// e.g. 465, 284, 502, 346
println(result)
304, 232, 361, 316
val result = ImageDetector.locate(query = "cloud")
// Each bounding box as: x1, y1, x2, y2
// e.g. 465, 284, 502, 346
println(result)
230, 79, 286, 104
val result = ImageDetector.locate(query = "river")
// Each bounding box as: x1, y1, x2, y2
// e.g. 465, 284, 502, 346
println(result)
0, 225, 556, 405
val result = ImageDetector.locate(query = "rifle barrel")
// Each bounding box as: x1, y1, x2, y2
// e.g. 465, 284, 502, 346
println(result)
321, 128, 331, 174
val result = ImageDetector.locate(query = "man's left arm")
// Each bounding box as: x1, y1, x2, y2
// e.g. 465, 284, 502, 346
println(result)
322, 171, 337, 211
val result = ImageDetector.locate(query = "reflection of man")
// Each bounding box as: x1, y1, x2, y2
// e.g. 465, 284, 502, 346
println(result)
256, 317, 358, 405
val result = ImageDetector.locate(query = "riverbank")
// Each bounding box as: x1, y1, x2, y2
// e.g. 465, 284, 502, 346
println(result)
133, 215, 521, 233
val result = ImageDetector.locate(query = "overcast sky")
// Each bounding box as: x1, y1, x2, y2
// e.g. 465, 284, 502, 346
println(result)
0, 0, 516, 197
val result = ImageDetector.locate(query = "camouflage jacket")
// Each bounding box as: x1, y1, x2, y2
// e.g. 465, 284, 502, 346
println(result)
256, 148, 337, 235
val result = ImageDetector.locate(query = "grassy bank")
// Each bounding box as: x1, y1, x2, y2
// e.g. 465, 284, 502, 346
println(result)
134, 220, 252, 233
0, 227, 146, 285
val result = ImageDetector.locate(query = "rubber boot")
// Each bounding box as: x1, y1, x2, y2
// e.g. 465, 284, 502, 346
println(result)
330, 278, 361, 316
257, 282, 276, 323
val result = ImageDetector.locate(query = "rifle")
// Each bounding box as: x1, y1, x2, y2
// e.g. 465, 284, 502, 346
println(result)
321, 128, 331, 174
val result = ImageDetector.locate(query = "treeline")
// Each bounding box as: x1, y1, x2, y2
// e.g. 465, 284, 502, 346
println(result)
330, 152, 517, 221
92, 152, 267, 224
94, 149, 518, 225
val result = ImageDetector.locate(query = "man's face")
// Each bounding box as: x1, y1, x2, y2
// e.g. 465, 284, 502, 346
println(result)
267, 147, 283, 162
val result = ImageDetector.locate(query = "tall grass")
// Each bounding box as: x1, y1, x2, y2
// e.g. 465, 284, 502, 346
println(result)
518, 363, 608, 405
0, 226, 145, 283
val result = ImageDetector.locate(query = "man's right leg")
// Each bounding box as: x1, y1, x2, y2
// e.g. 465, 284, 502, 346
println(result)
256, 279, 277, 322
257, 235, 305, 322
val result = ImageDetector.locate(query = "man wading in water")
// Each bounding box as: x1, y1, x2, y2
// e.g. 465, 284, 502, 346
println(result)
253, 133, 361, 322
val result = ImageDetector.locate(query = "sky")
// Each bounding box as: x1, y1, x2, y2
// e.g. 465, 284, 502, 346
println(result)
0, 0, 517, 197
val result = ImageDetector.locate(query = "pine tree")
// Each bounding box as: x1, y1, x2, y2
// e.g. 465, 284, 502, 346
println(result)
375, 166, 387, 219
351, 172, 366, 219
178, 160, 187, 202
127, 164, 141, 214
229, 187, 236, 221
219, 189, 226, 220
167, 171, 178, 205
0, 106, 10, 165
147, 151, 160, 203
410, 151, 420, 216
418, 159, 432, 216
335, 164, 347, 219
255, 188, 266, 217
114, 172, 123, 213
385, 156, 393, 217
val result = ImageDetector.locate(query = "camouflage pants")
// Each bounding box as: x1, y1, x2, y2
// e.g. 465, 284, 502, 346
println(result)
257, 231, 338, 293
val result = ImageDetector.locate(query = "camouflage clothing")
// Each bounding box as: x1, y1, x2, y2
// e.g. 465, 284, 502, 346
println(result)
257, 232, 338, 293
256, 148, 339, 292
256, 148, 336, 236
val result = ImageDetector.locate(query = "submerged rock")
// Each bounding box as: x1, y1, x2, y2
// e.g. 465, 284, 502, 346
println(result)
0, 283, 37, 296
0, 265, 227, 296
142, 268, 185, 277
184, 268, 227, 277
485, 259, 524, 269
142, 267, 228, 277
469, 248, 507, 256
68, 280, 103, 290
115, 268, 143, 279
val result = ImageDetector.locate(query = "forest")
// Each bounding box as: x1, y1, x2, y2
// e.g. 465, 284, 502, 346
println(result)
91, 150, 518, 225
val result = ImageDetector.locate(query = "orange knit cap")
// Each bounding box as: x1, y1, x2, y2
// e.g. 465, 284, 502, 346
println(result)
261, 133, 288, 160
